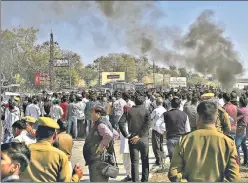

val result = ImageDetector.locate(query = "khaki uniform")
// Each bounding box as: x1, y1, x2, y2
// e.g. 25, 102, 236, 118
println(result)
216, 107, 231, 134
56, 132, 73, 160
20, 117, 80, 182
21, 140, 79, 182
168, 125, 240, 182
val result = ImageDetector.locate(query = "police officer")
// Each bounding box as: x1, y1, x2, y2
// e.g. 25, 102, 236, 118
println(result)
168, 100, 240, 182
201, 93, 231, 134
21, 117, 83, 182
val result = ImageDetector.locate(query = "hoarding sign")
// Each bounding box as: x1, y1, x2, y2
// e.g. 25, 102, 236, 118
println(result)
101, 72, 125, 85
169, 77, 187, 88
53, 59, 69, 67
34, 73, 50, 86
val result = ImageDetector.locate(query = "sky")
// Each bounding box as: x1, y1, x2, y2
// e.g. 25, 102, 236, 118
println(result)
2, 1, 248, 74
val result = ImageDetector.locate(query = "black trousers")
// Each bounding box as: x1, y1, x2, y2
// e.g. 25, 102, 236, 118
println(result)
77, 119, 86, 138
241, 137, 248, 164
152, 130, 164, 165
167, 137, 180, 162
89, 162, 109, 182
129, 137, 149, 182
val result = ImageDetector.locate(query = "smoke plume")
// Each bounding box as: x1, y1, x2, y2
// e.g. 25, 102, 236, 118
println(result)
2, 2, 244, 86
183, 10, 243, 87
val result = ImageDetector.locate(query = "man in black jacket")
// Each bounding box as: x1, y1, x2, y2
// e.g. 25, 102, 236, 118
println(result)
119, 92, 151, 182
164, 97, 191, 161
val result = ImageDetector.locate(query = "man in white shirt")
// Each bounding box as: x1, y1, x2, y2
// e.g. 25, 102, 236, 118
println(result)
12, 119, 36, 146
3, 100, 20, 143
217, 93, 225, 107
25, 99, 41, 120
144, 94, 151, 111
76, 95, 86, 138
151, 97, 167, 166
112, 92, 127, 131
49, 99, 63, 122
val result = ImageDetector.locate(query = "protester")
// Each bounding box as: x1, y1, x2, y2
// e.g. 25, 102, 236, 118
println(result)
236, 96, 248, 165
223, 93, 238, 139
119, 93, 135, 182
184, 97, 198, 131
1, 142, 31, 182
12, 119, 36, 146
119, 92, 151, 182
67, 96, 80, 139
60, 96, 68, 121
151, 97, 166, 166
3, 100, 20, 143
25, 98, 41, 120
164, 97, 191, 161
83, 104, 119, 182
49, 99, 63, 122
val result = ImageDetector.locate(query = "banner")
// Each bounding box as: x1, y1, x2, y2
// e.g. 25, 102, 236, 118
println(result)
34, 73, 40, 86
169, 77, 187, 88
34, 73, 50, 86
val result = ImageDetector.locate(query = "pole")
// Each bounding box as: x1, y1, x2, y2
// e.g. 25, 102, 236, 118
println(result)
49, 31, 54, 91
163, 73, 165, 86
153, 59, 155, 88
0, 72, 2, 139
69, 58, 72, 89
98, 62, 100, 86
125, 66, 128, 82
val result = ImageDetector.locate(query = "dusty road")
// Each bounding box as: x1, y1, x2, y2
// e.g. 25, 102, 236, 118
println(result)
71, 139, 248, 182
71, 139, 170, 182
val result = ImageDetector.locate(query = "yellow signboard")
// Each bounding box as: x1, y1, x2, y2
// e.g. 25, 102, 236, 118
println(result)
101, 72, 125, 85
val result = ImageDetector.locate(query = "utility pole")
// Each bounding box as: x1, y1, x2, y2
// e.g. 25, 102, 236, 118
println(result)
49, 31, 54, 91
153, 59, 155, 88
98, 62, 101, 86
163, 68, 165, 86
69, 57, 72, 89
125, 66, 128, 82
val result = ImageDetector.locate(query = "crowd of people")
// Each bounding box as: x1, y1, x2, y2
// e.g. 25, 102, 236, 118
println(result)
0, 87, 247, 182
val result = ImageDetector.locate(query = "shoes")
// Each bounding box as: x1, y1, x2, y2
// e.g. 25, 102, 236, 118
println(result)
121, 176, 132, 182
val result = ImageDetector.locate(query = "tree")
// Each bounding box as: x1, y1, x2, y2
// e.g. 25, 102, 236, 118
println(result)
178, 68, 188, 77
93, 53, 137, 82
81, 68, 97, 86
1, 27, 85, 90
134, 56, 152, 82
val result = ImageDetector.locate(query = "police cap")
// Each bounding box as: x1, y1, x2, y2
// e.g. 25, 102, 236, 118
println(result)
22, 116, 36, 123
37, 117, 60, 129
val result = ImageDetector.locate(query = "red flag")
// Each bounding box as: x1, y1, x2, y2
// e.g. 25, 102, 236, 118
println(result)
34, 73, 40, 86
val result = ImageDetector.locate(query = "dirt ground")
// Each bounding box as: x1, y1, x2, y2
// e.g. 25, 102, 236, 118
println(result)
149, 164, 248, 182
72, 139, 248, 182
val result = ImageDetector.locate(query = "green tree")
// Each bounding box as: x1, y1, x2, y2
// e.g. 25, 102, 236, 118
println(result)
81, 67, 98, 86
134, 56, 152, 82
93, 53, 137, 82
1, 27, 85, 90
178, 68, 188, 77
